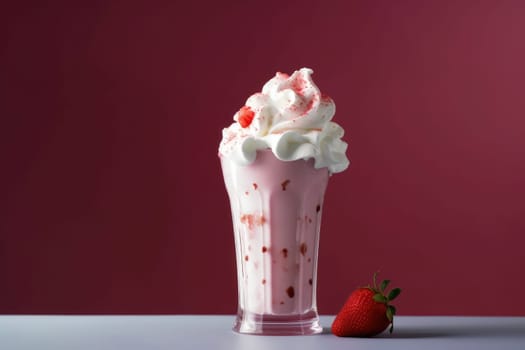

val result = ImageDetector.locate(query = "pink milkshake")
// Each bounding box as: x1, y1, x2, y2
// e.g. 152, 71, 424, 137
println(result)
221, 150, 328, 334
219, 68, 349, 335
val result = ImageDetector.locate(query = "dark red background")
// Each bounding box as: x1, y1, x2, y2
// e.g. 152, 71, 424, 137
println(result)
1, 0, 525, 315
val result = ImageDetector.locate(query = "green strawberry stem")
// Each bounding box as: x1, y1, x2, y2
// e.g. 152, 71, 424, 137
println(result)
367, 272, 402, 334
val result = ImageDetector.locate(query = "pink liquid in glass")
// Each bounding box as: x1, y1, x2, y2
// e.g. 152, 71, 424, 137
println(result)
221, 149, 329, 335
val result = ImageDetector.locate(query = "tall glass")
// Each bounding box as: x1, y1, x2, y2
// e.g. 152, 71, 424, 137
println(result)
220, 149, 329, 335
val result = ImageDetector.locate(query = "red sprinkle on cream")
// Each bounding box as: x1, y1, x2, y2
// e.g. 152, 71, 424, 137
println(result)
300, 95, 317, 116
290, 75, 307, 95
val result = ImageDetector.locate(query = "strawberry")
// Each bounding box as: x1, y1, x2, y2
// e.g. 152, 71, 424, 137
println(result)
237, 106, 255, 128
331, 273, 401, 337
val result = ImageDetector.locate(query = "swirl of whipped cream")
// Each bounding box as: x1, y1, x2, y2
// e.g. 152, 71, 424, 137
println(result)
219, 68, 349, 174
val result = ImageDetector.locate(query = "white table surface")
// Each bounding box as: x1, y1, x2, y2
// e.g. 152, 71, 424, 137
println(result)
0, 315, 524, 350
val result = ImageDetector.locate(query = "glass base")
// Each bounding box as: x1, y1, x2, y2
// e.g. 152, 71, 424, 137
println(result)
233, 310, 322, 335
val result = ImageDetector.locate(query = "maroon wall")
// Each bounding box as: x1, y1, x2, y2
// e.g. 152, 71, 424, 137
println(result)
1, 0, 525, 315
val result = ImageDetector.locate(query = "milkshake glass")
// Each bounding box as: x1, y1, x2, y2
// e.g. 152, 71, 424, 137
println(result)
221, 149, 329, 335
219, 68, 349, 335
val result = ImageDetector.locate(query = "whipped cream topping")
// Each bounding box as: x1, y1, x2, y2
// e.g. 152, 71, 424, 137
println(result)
219, 68, 349, 174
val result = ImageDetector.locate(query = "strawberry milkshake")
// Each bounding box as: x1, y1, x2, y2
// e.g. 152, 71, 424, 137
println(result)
219, 68, 349, 335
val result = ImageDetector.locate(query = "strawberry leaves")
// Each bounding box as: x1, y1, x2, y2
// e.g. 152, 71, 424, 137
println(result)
386, 305, 395, 322
388, 288, 401, 301
368, 272, 402, 334
372, 294, 388, 303
380, 279, 390, 292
